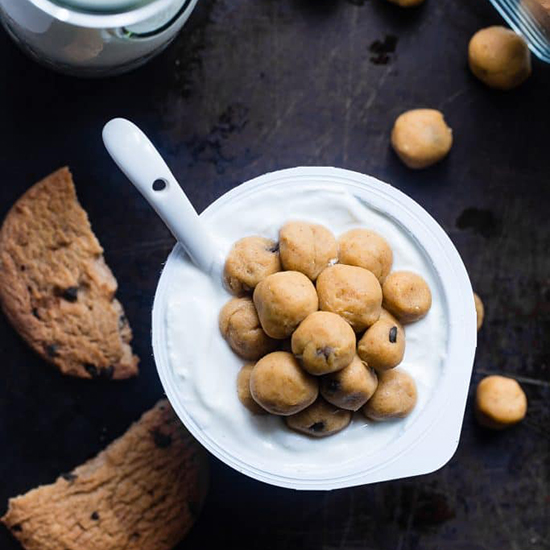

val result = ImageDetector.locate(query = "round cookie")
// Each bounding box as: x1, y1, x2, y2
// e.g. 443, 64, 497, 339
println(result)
316, 264, 382, 332
219, 297, 277, 360
357, 311, 405, 371
224, 236, 281, 295
285, 398, 352, 437
362, 368, 417, 420
253, 271, 318, 339
391, 109, 453, 169
338, 229, 393, 282
237, 364, 267, 415
249, 351, 318, 415
474, 292, 484, 331
468, 26, 531, 90
291, 311, 356, 375
321, 355, 378, 411
475, 375, 527, 429
382, 271, 432, 323
279, 221, 338, 281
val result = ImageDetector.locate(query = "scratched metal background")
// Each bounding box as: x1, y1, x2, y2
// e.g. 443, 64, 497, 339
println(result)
0, 0, 549, 549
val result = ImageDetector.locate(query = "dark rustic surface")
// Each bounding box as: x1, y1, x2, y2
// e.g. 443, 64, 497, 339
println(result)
0, 0, 549, 549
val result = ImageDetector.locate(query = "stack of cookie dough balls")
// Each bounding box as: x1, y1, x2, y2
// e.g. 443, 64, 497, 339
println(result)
219, 221, 433, 438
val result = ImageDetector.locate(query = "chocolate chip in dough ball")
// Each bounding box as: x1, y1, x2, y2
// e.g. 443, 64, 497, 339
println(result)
474, 292, 484, 331
362, 368, 417, 420
224, 236, 281, 295
279, 221, 338, 281
475, 375, 527, 429
382, 271, 432, 323
358, 312, 405, 371
285, 398, 352, 437
468, 26, 531, 90
316, 264, 382, 332
291, 311, 356, 375
391, 109, 453, 169
219, 297, 277, 360
253, 271, 319, 339
237, 364, 267, 415
321, 355, 378, 411
338, 229, 393, 283
250, 351, 318, 415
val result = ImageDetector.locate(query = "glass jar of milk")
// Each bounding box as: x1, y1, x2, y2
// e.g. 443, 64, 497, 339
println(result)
0, 0, 199, 76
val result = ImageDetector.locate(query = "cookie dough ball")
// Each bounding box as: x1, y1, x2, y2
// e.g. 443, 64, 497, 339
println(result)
250, 351, 318, 415
253, 271, 318, 339
279, 221, 338, 281
468, 26, 531, 90
391, 109, 453, 169
386, 0, 425, 8
363, 368, 417, 420
219, 297, 277, 360
224, 236, 281, 295
475, 375, 527, 429
285, 398, 352, 437
382, 271, 432, 323
317, 265, 382, 332
474, 292, 484, 331
321, 355, 378, 411
338, 229, 393, 283
358, 312, 405, 371
291, 311, 356, 375
237, 364, 267, 415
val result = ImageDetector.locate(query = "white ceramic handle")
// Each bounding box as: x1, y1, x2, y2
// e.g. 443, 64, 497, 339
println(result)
102, 118, 220, 274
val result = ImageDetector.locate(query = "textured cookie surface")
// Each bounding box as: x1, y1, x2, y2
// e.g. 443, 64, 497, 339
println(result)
0, 167, 138, 379
2, 400, 209, 550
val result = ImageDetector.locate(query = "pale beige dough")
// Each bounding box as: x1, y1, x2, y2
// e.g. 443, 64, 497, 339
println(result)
316, 264, 382, 332
362, 368, 417, 420
253, 271, 318, 339
237, 364, 267, 415
474, 292, 484, 331
391, 109, 453, 169
219, 297, 277, 360
475, 375, 527, 429
249, 351, 318, 415
357, 310, 405, 371
468, 26, 531, 90
279, 221, 338, 281
224, 236, 281, 295
291, 311, 356, 375
320, 355, 378, 411
382, 270, 432, 323
285, 398, 352, 437
338, 229, 393, 282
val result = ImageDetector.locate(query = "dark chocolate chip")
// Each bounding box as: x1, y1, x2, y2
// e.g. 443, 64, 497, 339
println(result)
316, 346, 334, 360
32, 308, 40, 319
99, 366, 115, 380
61, 286, 79, 302
152, 429, 172, 448
118, 313, 127, 330
326, 379, 341, 393
90, 511, 99, 521
20, 265, 26, 272
46, 344, 59, 357
389, 326, 398, 343
131, 533, 141, 539
268, 242, 280, 253
309, 421, 326, 433
61, 472, 77, 482
11, 524, 22, 532
84, 364, 99, 378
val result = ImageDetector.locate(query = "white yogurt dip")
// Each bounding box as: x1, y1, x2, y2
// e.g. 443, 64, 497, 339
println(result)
165, 183, 448, 477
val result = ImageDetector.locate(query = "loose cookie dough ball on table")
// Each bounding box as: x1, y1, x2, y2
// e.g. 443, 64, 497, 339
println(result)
224, 236, 281, 295
253, 271, 319, 339
291, 311, 356, 375
250, 351, 318, 415
237, 364, 267, 415
279, 221, 338, 281
285, 398, 352, 437
338, 229, 393, 283
475, 375, 527, 429
363, 368, 417, 420
391, 109, 453, 169
382, 271, 432, 323
316, 264, 382, 332
219, 297, 277, 360
321, 355, 378, 411
474, 292, 484, 331
468, 26, 531, 90
358, 310, 405, 371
